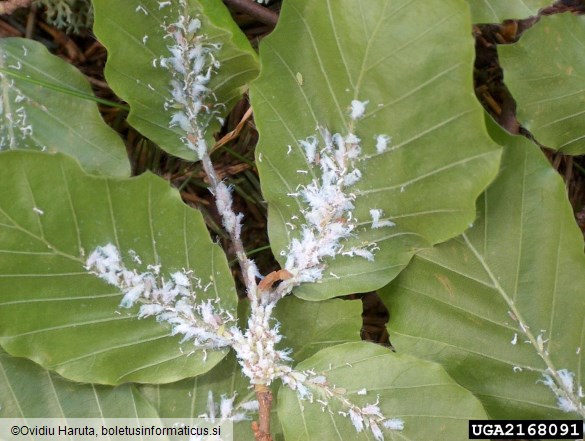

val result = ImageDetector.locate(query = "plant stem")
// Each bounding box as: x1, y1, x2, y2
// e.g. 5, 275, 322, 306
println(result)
253, 384, 273, 441
211, 105, 254, 154
195, 138, 259, 301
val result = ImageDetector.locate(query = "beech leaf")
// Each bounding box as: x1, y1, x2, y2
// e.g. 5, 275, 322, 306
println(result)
93, 0, 258, 160
0, 348, 158, 418
499, 13, 585, 154
0, 151, 236, 385
278, 342, 488, 440
382, 120, 585, 419
251, 0, 501, 300
0, 38, 129, 177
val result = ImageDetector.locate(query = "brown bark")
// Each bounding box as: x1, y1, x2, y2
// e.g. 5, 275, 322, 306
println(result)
252, 384, 273, 441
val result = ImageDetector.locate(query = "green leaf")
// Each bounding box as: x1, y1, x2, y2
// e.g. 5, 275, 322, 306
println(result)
278, 342, 488, 440
465, 0, 548, 23
382, 121, 585, 419
274, 296, 362, 361
499, 13, 585, 154
0, 348, 158, 418
251, 0, 501, 301
0, 38, 130, 177
0, 151, 236, 385
93, 0, 258, 160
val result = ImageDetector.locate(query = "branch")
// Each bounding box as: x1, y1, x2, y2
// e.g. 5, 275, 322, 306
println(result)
196, 143, 260, 300
157, 8, 259, 300
211, 105, 254, 152
252, 384, 273, 441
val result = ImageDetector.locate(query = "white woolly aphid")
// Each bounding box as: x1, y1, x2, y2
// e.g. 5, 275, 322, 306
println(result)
220, 393, 236, 419
370, 209, 395, 229
85, 244, 233, 350
214, 182, 243, 238
196, 392, 257, 425
375, 134, 391, 153
350, 99, 369, 120
159, 3, 222, 159
383, 418, 405, 431
282, 125, 396, 287
348, 401, 405, 439
370, 421, 384, 440
283, 130, 361, 282
557, 369, 575, 391
299, 136, 318, 164
230, 300, 292, 385
342, 247, 375, 261
348, 408, 364, 432
540, 369, 584, 414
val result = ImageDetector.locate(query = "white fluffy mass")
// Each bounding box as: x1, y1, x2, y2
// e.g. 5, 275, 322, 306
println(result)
350, 99, 369, 120
85, 244, 233, 350
281, 124, 395, 291
540, 368, 584, 414
375, 134, 391, 153
230, 300, 292, 385
283, 128, 375, 285
158, 0, 222, 159
370, 209, 395, 229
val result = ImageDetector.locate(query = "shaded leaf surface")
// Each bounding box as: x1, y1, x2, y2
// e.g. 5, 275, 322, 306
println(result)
274, 296, 362, 361
382, 121, 585, 420
0, 38, 129, 177
0, 151, 236, 385
0, 348, 158, 418
93, 0, 258, 160
466, 0, 549, 23
499, 13, 585, 154
278, 342, 488, 440
251, 0, 501, 301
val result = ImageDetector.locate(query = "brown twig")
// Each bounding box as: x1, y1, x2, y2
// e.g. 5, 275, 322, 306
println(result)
0, 17, 22, 36
212, 105, 254, 152
24, 3, 35, 38
223, 0, 278, 28
0, 0, 32, 15
85, 75, 110, 89
180, 191, 209, 205
252, 384, 273, 441
37, 21, 86, 62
